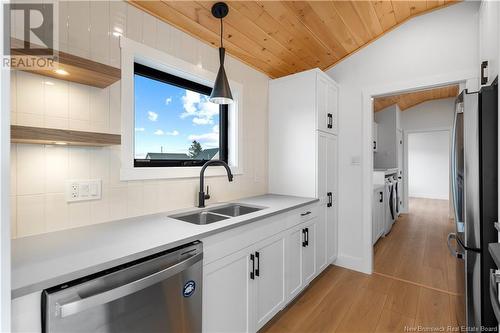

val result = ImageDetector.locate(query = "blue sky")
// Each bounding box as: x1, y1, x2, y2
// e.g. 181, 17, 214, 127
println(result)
134, 74, 220, 159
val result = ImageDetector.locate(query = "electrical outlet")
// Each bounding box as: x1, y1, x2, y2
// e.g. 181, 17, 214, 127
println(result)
66, 180, 102, 202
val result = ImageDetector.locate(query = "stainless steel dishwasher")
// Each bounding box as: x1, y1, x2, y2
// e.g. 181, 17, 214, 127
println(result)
42, 241, 202, 333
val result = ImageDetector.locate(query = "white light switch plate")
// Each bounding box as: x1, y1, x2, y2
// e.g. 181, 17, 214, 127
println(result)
66, 180, 102, 202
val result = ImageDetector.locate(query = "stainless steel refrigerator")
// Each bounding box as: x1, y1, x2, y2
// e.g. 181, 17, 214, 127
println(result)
449, 79, 498, 330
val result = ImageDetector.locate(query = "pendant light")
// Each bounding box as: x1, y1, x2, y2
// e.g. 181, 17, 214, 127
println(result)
209, 2, 233, 104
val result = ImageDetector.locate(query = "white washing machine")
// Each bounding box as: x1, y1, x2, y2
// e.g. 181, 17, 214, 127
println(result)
384, 177, 396, 235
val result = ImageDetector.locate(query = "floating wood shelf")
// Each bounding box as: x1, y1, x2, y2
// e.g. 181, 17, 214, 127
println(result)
11, 126, 121, 147
10, 38, 121, 88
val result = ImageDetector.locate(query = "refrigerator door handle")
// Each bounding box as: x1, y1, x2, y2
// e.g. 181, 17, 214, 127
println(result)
489, 269, 500, 323
447, 233, 464, 259
451, 109, 460, 226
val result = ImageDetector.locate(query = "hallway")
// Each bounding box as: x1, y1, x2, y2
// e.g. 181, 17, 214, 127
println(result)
261, 198, 462, 333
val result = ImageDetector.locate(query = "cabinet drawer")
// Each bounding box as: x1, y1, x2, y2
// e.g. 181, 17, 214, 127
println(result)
287, 204, 318, 229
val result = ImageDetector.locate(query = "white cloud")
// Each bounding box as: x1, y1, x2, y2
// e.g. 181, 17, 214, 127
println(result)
135, 127, 145, 132
188, 124, 219, 148
155, 129, 179, 136
166, 130, 179, 136
165, 97, 172, 105
181, 90, 219, 125
148, 111, 158, 122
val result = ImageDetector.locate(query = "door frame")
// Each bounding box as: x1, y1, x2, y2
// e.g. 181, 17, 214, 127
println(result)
404, 128, 452, 211
362, 70, 478, 274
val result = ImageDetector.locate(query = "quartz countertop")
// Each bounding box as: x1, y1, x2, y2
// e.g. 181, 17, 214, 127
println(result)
12, 194, 318, 298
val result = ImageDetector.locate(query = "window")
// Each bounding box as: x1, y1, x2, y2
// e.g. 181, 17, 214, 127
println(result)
133, 63, 228, 167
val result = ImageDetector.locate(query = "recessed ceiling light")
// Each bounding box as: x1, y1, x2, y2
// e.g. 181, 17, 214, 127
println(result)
54, 69, 69, 76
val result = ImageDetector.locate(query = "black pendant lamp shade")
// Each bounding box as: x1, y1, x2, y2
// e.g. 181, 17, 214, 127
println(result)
209, 2, 233, 104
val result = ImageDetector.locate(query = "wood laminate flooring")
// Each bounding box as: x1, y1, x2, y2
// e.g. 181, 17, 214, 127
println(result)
261, 198, 463, 333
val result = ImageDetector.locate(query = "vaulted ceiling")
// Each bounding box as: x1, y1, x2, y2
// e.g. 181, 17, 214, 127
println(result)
373, 84, 460, 112
130, 1, 458, 78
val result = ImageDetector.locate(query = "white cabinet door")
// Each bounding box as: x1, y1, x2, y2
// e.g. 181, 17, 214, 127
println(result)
327, 82, 338, 135
203, 248, 253, 333
302, 219, 316, 285
326, 134, 338, 263
254, 234, 286, 331
285, 226, 304, 302
316, 204, 328, 273
316, 74, 330, 134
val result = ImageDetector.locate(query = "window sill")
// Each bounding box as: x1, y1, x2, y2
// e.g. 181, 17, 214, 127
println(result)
120, 165, 243, 181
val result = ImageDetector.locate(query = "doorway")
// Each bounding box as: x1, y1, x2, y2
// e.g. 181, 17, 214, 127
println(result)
371, 84, 460, 295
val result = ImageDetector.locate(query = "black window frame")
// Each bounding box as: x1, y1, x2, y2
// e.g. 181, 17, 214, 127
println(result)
133, 62, 229, 168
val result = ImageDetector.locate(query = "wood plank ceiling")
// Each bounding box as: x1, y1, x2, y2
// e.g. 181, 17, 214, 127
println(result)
130, 1, 458, 78
373, 84, 460, 112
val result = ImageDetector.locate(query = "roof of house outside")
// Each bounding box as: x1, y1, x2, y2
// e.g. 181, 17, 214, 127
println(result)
144, 152, 190, 160
194, 148, 219, 160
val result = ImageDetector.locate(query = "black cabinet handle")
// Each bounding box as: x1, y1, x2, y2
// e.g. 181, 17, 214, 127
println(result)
250, 254, 255, 280
255, 251, 260, 277
379, 192, 383, 203
327, 192, 332, 207
301, 211, 311, 216
327, 113, 333, 129
373, 141, 377, 150
302, 229, 307, 247
305, 228, 309, 247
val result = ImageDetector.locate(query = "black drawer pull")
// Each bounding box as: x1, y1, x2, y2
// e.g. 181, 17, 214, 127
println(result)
255, 251, 260, 277
250, 254, 255, 280
301, 211, 311, 217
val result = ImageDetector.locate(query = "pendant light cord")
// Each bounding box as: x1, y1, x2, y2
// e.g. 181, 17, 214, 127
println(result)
220, 17, 223, 48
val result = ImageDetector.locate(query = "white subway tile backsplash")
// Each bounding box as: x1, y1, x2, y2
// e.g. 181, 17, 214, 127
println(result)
68, 147, 90, 179
45, 146, 68, 193
44, 116, 69, 130
17, 145, 45, 195
45, 193, 69, 232
57, 0, 69, 52
68, 201, 91, 228
90, 86, 110, 129
143, 181, 160, 214
16, 113, 44, 127
109, 82, 121, 134
89, 148, 110, 183
109, 186, 127, 221
142, 13, 157, 47
67, 1, 90, 58
90, 186, 110, 224
109, 1, 126, 68
126, 4, 142, 42
69, 82, 90, 121
126, 183, 144, 217
155, 22, 172, 55
17, 195, 45, 237
90, 0, 110, 65
44, 80, 69, 119
17, 72, 44, 115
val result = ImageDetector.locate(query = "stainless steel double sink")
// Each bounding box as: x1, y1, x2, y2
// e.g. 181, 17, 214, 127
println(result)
170, 203, 266, 225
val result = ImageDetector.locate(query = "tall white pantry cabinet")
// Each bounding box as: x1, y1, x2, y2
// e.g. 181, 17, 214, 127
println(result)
269, 68, 339, 266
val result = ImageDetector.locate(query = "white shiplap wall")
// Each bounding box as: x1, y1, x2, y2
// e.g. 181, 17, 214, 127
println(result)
10, 1, 269, 238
